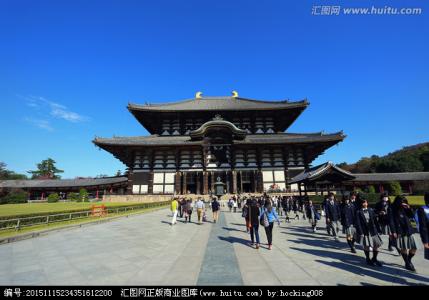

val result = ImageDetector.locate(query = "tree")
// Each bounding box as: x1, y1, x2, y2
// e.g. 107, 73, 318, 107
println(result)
0, 162, 27, 180
27, 158, 64, 179
388, 181, 402, 196
79, 188, 88, 202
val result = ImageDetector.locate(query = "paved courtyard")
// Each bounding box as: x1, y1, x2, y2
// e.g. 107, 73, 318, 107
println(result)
0, 207, 428, 286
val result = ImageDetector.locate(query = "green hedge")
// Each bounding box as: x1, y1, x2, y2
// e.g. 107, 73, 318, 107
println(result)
0, 190, 28, 204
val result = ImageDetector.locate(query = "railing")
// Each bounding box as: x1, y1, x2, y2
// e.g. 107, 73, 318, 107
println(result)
0, 201, 170, 232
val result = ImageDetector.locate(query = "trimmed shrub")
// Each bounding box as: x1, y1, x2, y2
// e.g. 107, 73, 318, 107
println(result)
47, 193, 59, 203
0, 190, 28, 204
388, 181, 402, 196
366, 185, 376, 194
67, 192, 79, 202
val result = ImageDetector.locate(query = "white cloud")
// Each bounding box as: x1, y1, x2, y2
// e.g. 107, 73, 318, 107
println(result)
24, 118, 54, 131
20, 95, 89, 123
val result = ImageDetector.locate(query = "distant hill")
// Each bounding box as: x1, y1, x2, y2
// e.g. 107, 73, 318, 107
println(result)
337, 142, 429, 173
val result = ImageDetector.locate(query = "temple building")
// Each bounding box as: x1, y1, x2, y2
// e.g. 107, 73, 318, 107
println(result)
93, 92, 346, 195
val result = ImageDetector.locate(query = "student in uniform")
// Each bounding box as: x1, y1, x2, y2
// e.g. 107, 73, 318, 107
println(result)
355, 198, 383, 266
416, 192, 429, 260
325, 193, 341, 241
389, 195, 418, 272
340, 195, 357, 253
375, 192, 399, 253
306, 199, 319, 233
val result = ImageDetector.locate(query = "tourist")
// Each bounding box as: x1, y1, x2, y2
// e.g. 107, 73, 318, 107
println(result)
416, 192, 429, 260
228, 197, 233, 212
195, 197, 205, 225
375, 192, 399, 253
248, 198, 261, 249
282, 196, 290, 223
242, 198, 250, 232
170, 197, 179, 226
340, 195, 357, 253
292, 197, 300, 220
355, 198, 383, 267
186, 199, 193, 223
233, 197, 238, 213
306, 199, 319, 233
325, 193, 341, 241
211, 197, 220, 223
261, 199, 281, 250
389, 195, 418, 272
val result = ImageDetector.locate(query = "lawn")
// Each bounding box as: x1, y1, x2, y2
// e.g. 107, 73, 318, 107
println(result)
0, 202, 146, 218
0, 205, 168, 239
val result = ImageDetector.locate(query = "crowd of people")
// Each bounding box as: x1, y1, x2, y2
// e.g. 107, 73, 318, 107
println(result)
169, 191, 429, 273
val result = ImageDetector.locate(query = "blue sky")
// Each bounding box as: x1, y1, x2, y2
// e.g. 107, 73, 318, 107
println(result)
0, 0, 428, 178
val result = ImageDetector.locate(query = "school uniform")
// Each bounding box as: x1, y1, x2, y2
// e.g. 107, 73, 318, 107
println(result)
248, 202, 261, 245
341, 203, 357, 237
389, 207, 417, 251
417, 205, 429, 260
355, 207, 383, 266
355, 208, 383, 249
325, 200, 341, 238
306, 204, 318, 232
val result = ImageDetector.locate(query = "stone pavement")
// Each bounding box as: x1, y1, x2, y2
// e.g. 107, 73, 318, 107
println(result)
0, 207, 428, 286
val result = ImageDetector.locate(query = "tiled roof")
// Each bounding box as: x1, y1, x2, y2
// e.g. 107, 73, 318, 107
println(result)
128, 96, 308, 112
93, 132, 345, 147
0, 177, 128, 189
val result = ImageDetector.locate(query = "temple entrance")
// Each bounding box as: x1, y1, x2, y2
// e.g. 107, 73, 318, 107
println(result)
237, 170, 256, 193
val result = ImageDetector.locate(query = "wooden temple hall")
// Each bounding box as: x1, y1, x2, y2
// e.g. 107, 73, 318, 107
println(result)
93, 92, 345, 195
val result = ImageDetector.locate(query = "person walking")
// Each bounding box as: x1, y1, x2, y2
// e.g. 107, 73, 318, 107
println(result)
340, 196, 357, 253
416, 192, 429, 260
211, 197, 220, 223
233, 197, 238, 213
195, 197, 205, 225
389, 195, 418, 272
306, 199, 319, 233
248, 198, 261, 249
170, 198, 179, 226
375, 192, 399, 253
261, 200, 281, 250
355, 198, 383, 267
325, 193, 341, 241
186, 199, 193, 223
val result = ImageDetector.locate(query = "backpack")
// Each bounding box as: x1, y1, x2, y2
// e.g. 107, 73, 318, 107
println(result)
260, 208, 269, 227
415, 205, 429, 233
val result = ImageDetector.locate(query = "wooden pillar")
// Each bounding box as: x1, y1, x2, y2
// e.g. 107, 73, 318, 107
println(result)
182, 172, 187, 194
304, 183, 308, 196
175, 172, 182, 194
232, 170, 238, 194
203, 171, 209, 195
211, 171, 215, 191
240, 171, 243, 194
253, 170, 258, 193
379, 184, 384, 193
225, 171, 230, 194
298, 183, 302, 197
126, 168, 133, 195
196, 172, 201, 194
409, 183, 413, 194
148, 171, 154, 194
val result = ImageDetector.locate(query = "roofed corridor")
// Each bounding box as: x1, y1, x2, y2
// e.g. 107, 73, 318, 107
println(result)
0, 207, 428, 285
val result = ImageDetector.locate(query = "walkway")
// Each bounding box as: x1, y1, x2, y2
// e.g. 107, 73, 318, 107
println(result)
0, 207, 428, 285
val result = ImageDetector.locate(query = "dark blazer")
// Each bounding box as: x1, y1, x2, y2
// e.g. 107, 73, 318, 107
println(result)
374, 200, 391, 226
325, 201, 341, 222
389, 207, 415, 236
340, 203, 356, 227
306, 205, 318, 220
417, 206, 429, 244
355, 208, 381, 236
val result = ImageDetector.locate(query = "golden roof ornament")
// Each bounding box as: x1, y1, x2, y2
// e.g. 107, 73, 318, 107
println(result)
232, 90, 239, 98
195, 91, 203, 99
